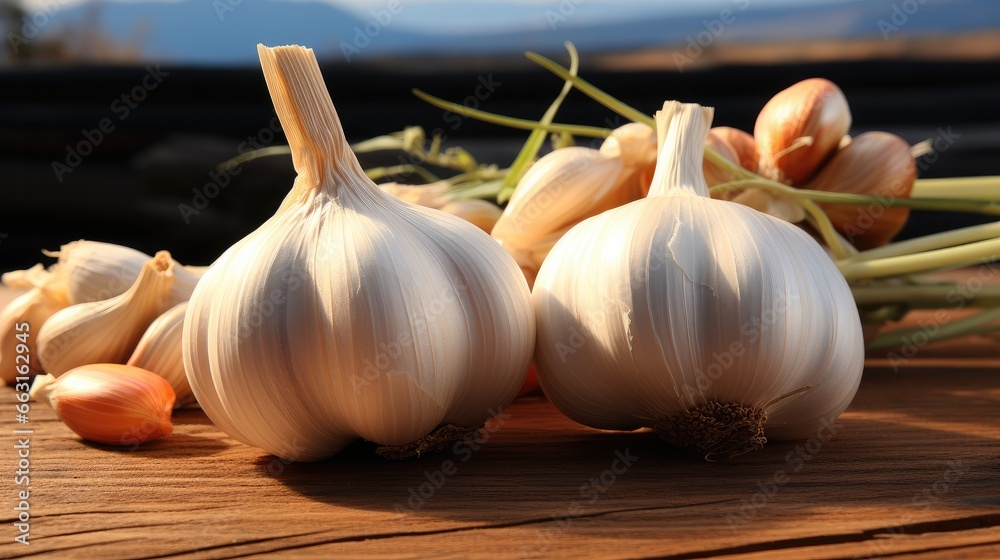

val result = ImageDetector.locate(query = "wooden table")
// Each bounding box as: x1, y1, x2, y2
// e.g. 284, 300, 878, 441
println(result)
2, 295, 999, 559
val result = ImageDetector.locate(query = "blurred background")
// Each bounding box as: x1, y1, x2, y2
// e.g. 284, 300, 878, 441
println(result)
1, 0, 999, 270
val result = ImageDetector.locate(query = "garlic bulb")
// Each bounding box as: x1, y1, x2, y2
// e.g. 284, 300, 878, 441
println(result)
0, 265, 69, 383
184, 45, 534, 462
38, 251, 177, 376
533, 101, 864, 459
44, 240, 202, 306
36, 364, 175, 446
804, 131, 917, 250
128, 302, 194, 408
491, 122, 656, 286
755, 78, 851, 183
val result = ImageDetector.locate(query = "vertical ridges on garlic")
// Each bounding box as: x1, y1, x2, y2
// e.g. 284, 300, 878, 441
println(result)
184, 44, 533, 462
38, 251, 177, 376
128, 302, 194, 407
0, 266, 69, 383
648, 101, 714, 198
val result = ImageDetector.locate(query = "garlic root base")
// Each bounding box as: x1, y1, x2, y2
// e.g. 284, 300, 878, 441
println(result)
652, 401, 767, 461
375, 424, 483, 460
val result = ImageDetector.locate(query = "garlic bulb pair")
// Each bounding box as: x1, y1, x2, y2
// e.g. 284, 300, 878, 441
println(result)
184, 45, 534, 462
38, 252, 178, 376
491, 122, 656, 286
533, 101, 864, 459
34, 364, 175, 446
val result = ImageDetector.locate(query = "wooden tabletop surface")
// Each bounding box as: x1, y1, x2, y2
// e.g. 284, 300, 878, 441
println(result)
1, 290, 999, 559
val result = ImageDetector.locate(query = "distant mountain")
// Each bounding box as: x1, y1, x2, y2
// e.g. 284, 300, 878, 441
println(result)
32, 0, 1000, 64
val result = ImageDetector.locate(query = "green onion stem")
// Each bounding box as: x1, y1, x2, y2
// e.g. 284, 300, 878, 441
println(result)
912, 176, 1000, 200
852, 284, 1000, 307
524, 52, 655, 128
866, 306, 1000, 350
412, 89, 610, 138
848, 221, 1000, 263
840, 236, 1000, 282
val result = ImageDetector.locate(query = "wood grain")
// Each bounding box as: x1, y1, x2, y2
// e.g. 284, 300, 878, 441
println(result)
1, 364, 998, 559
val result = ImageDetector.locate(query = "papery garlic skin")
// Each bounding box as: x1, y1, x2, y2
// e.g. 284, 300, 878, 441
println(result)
184, 45, 534, 462
48, 240, 202, 306
491, 123, 656, 286
39, 364, 174, 446
0, 266, 69, 383
380, 182, 502, 233
437, 199, 503, 233
534, 101, 864, 457
804, 131, 917, 249
38, 251, 176, 376
128, 302, 194, 407
755, 78, 851, 183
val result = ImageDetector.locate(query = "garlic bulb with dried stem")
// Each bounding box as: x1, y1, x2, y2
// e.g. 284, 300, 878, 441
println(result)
184, 45, 534, 462
491, 122, 656, 286
128, 302, 193, 407
533, 101, 864, 459
38, 251, 177, 376
0, 265, 69, 383
35, 364, 175, 446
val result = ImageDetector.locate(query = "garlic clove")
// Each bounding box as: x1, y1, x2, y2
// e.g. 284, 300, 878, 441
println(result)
802, 131, 917, 250
379, 181, 452, 207
755, 78, 851, 183
38, 251, 176, 376
730, 188, 807, 224
44, 240, 203, 306
437, 199, 503, 233
705, 126, 760, 193
127, 302, 194, 407
533, 100, 864, 458
184, 45, 534, 462
0, 267, 69, 383
491, 123, 656, 286
39, 364, 175, 446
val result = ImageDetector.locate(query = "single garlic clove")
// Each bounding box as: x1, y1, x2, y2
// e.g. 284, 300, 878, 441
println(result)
38, 251, 176, 376
802, 131, 917, 250
39, 364, 175, 446
755, 78, 851, 183
0, 267, 69, 384
730, 188, 808, 224
127, 302, 194, 407
44, 240, 203, 306
437, 199, 503, 233
379, 181, 451, 207
534, 101, 864, 459
492, 124, 656, 286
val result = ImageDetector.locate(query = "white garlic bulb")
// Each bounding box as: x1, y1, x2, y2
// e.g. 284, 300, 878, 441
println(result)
45, 240, 202, 306
183, 45, 534, 462
38, 252, 177, 376
533, 101, 864, 459
128, 302, 194, 408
